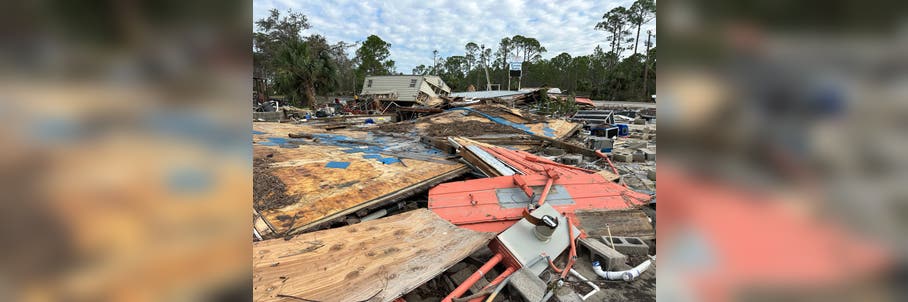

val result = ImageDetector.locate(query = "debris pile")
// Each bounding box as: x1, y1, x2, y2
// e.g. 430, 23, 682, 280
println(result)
252, 96, 657, 301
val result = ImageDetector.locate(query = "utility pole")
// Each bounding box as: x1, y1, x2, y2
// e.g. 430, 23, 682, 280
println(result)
642, 30, 652, 102
481, 44, 491, 90
518, 62, 522, 91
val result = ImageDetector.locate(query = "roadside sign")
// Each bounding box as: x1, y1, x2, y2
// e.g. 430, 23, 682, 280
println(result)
509, 62, 522, 71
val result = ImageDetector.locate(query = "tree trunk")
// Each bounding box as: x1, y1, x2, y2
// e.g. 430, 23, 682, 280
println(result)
633, 22, 642, 55
642, 31, 652, 102
304, 82, 317, 109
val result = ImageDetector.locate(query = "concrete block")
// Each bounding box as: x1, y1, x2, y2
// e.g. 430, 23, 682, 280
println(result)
555, 287, 584, 302
633, 150, 646, 162
601, 236, 650, 256
612, 153, 633, 163
634, 118, 646, 125
642, 149, 656, 161
560, 154, 582, 165
647, 169, 656, 181
508, 268, 546, 302
544, 147, 566, 156
579, 237, 627, 270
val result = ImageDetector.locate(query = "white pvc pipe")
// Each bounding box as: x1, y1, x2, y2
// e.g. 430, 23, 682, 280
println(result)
591, 259, 653, 281
360, 209, 388, 222
569, 269, 600, 300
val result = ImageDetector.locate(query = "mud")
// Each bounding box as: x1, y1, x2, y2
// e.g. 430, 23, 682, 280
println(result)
253, 156, 300, 212
424, 121, 523, 137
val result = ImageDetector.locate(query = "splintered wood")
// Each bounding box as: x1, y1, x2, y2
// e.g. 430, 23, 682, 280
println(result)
253, 209, 495, 302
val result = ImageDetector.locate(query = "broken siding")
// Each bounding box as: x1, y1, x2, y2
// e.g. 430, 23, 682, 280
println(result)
421, 75, 451, 96
361, 75, 423, 102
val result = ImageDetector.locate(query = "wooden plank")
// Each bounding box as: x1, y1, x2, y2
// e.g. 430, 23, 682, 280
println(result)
253, 209, 496, 302
595, 170, 621, 182
532, 134, 599, 158
574, 209, 654, 240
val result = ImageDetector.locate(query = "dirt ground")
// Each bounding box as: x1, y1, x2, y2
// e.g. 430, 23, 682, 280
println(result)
568, 255, 656, 301
376, 122, 416, 134
424, 121, 523, 137
253, 156, 299, 212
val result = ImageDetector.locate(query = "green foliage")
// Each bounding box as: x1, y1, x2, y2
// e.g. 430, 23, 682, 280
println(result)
355, 35, 395, 85
272, 37, 338, 108
253, 9, 310, 82
255, 3, 655, 102
534, 89, 579, 117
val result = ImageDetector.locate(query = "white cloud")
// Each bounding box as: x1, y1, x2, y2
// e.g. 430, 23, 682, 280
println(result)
253, 0, 656, 73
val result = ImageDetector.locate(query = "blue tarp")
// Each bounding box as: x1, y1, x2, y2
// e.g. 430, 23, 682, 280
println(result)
447, 107, 556, 138
325, 161, 351, 169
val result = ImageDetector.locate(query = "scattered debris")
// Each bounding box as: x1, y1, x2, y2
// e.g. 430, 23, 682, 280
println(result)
253, 156, 299, 212
424, 120, 523, 137
252, 97, 658, 301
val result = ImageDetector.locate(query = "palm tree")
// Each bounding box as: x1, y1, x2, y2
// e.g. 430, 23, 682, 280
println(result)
273, 38, 338, 108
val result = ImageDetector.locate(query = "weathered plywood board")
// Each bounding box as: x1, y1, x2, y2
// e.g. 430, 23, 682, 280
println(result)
253, 209, 495, 302
409, 109, 579, 139
574, 209, 654, 239
254, 123, 466, 235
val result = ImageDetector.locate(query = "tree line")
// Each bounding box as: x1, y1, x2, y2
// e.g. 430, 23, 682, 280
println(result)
253, 9, 396, 108
253, 0, 655, 107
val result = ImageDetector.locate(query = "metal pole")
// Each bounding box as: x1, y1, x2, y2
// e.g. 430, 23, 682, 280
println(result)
442, 253, 503, 302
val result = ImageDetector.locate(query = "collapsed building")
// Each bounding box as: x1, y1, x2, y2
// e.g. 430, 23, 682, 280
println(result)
360, 75, 452, 107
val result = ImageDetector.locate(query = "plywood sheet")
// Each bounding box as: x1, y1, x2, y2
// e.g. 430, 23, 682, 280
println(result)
408, 108, 579, 139
253, 209, 495, 302
254, 123, 466, 234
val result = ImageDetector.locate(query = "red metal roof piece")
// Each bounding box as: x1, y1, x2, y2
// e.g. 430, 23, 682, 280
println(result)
430, 142, 651, 233
574, 97, 595, 106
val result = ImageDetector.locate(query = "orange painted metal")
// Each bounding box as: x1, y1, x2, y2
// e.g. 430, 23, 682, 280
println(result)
442, 253, 504, 302
431, 143, 650, 233
536, 176, 555, 206
465, 266, 517, 302
429, 172, 650, 233
543, 216, 577, 279
595, 150, 621, 181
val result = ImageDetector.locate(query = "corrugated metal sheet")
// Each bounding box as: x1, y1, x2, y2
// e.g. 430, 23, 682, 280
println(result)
519, 87, 561, 94
449, 90, 528, 99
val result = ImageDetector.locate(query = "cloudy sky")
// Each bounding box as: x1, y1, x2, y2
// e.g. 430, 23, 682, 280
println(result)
253, 0, 655, 73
